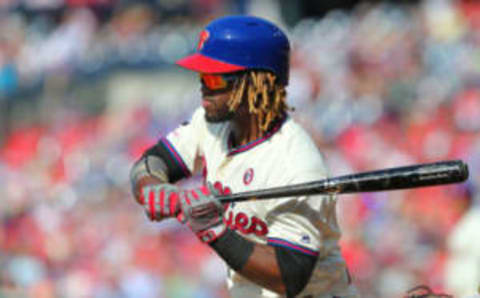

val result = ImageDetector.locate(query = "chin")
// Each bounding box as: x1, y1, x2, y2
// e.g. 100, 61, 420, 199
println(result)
204, 111, 234, 123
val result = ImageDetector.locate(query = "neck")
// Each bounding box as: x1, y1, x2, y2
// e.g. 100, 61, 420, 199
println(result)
231, 112, 262, 147
229, 100, 287, 148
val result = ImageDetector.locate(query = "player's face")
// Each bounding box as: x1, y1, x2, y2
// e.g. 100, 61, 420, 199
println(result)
200, 73, 237, 122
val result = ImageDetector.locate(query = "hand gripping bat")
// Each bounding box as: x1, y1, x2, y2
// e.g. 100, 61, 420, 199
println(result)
218, 160, 469, 204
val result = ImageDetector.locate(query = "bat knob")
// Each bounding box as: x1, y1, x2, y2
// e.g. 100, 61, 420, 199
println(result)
459, 161, 469, 182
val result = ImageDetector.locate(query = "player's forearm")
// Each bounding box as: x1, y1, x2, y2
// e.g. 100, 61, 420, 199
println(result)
210, 229, 286, 294
130, 139, 195, 201
239, 242, 287, 294
210, 229, 317, 296
130, 154, 170, 202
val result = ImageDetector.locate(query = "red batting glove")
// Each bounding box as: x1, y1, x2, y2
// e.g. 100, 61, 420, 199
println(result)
180, 184, 226, 243
140, 184, 181, 221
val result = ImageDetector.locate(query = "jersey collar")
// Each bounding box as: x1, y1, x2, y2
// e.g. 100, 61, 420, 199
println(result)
227, 116, 287, 156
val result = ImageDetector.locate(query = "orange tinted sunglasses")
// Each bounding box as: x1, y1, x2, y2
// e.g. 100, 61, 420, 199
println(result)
199, 73, 238, 91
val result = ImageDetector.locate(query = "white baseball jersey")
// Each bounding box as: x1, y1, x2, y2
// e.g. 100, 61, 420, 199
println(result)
162, 107, 358, 298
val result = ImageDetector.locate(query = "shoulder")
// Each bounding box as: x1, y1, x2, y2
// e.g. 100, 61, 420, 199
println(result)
281, 119, 318, 150
280, 118, 326, 166
274, 118, 328, 180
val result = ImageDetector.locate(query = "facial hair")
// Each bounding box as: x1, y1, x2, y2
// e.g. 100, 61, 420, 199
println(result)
202, 87, 236, 123
204, 108, 235, 123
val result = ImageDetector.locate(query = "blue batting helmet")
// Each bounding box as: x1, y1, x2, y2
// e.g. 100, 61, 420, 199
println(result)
176, 15, 290, 85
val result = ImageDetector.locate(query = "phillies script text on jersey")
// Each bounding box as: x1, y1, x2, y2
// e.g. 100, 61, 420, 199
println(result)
213, 180, 269, 237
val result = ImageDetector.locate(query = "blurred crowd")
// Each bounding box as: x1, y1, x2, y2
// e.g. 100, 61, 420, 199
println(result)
1, 0, 480, 297
0, 0, 236, 99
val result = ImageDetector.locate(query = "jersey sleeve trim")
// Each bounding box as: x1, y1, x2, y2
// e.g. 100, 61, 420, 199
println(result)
267, 238, 319, 257
158, 137, 191, 180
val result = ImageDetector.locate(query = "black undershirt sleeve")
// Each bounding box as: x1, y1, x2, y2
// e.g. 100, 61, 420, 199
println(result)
274, 246, 317, 297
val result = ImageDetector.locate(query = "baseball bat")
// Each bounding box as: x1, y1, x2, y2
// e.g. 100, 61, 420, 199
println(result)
218, 160, 469, 204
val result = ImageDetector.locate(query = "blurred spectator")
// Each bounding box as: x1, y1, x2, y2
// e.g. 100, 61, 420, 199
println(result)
0, 45, 19, 98
0, 18, 20, 98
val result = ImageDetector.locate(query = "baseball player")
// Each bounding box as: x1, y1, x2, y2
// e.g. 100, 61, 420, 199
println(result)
130, 16, 358, 298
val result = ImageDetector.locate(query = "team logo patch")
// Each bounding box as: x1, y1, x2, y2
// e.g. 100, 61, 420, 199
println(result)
197, 30, 210, 51
301, 235, 311, 244
243, 168, 254, 185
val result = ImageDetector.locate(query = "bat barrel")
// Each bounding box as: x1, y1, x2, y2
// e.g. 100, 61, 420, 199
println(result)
332, 160, 469, 194
218, 160, 469, 203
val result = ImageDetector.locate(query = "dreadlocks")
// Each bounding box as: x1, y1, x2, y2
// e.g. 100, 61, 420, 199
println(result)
228, 70, 289, 133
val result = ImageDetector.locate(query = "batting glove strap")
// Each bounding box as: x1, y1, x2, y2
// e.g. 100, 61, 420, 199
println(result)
196, 222, 227, 243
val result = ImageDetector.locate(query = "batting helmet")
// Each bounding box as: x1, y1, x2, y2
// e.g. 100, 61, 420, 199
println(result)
176, 15, 290, 85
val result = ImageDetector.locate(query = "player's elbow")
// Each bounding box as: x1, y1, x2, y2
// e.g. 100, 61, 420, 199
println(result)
279, 270, 312, 297
129, 154, 170, 205
268, 282, 287, 296
264, 270, 310, 297
274, 246, 317, 297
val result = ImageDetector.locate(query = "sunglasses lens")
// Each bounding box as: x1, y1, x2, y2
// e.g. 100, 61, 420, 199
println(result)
200, 74, 234, 90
